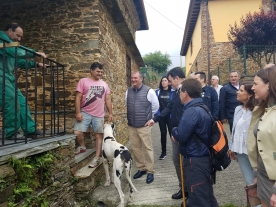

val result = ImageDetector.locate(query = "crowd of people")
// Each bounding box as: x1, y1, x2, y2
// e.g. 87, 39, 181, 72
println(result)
141, 66, 275, 207
2, 22, 275, 207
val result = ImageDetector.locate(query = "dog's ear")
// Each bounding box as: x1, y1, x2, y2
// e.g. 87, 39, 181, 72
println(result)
111, 123, 116, 136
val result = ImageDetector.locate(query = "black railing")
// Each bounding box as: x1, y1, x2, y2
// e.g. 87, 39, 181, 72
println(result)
0, 37, 66, 147
212, 45, 276, 85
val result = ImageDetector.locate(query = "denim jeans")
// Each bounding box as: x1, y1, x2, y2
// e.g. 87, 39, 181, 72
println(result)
236, 153, 255, 185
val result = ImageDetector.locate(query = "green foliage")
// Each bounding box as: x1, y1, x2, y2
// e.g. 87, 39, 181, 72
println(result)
220, 203, 238, 207
22, 195, 49, 207
7, 152, 55, 207
0, 176, 9, 192
228, 9, 276, 67
143, 51, 172, 74
181, 67, 186, 75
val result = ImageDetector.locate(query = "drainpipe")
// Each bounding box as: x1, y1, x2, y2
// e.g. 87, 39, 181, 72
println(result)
206, 0, 211, 85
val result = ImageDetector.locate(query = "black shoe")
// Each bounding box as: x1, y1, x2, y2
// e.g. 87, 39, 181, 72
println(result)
6, 132, 25, 140
133, 170, 147, 179
26, 130, 43, 139
172, 189, 182, 199
159, 152, 166, 160
146, 173, 154, 184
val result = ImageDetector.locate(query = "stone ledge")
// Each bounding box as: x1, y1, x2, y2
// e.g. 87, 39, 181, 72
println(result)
74, 149, 95, 164
0, 134, 75, 165
74, 157, 103, 179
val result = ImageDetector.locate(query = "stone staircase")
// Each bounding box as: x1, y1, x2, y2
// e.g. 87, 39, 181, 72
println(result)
72, 147, 132, 207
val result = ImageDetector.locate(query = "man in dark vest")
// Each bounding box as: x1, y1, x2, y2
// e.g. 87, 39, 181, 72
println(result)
125, 71, 159, 184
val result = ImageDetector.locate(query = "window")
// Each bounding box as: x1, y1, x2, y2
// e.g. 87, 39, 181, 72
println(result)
126, 54, 131, 87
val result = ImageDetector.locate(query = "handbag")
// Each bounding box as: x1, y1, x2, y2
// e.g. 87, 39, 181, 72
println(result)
244, 183, 261, 206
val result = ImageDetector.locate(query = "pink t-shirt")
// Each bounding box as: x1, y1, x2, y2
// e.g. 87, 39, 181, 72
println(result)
76, 78, 110, 117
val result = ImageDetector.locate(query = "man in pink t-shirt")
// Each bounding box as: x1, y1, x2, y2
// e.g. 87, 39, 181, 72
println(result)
74, 62, 113, 168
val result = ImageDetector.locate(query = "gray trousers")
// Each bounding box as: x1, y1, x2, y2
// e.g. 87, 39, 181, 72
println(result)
170, 137, 185, 188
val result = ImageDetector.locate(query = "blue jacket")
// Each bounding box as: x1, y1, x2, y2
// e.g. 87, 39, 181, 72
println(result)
201, 85, 219, 117
172, 98, 212, 158
219, 83, 240, 120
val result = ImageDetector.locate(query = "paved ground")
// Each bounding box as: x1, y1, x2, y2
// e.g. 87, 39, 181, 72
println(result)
130, 123, 248, 207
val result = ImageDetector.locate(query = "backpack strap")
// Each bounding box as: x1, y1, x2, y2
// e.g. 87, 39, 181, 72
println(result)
190, 103, 213, 149
191, 103, 215, 122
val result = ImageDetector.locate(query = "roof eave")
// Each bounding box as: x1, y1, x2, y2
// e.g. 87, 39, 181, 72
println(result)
134, 0, 149, 30
180, 0, 201, 56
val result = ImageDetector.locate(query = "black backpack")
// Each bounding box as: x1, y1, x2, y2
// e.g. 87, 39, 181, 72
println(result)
192, 103, 231, 184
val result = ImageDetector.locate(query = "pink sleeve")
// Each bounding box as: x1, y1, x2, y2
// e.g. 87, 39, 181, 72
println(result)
76, 79, 83, 93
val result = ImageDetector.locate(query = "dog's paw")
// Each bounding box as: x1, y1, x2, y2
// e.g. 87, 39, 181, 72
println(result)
128, 198, 134, 203
104, 181, 111, 186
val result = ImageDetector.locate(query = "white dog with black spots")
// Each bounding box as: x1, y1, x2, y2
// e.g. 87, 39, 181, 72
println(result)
102, 123, 137, 207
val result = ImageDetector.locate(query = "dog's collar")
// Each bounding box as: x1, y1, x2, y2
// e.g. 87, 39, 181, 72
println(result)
104, 136, 115, 142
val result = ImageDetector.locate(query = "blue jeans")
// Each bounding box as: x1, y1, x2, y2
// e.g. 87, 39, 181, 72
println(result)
236, 153, 254, 185
73, 111, 104, 133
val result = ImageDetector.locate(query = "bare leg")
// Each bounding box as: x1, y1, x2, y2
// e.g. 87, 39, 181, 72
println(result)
74, 131, 85, 147
95, 133, 103, 158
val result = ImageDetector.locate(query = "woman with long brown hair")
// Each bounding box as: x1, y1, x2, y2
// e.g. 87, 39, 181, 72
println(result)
247, 64, 276, 207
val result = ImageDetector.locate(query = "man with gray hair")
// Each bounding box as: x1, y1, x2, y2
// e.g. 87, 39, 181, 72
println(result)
125, 71, 159, 184
211, 75, 222, 99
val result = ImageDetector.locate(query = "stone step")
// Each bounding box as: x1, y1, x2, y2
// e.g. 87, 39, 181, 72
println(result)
74, 156, 103, 179
71, 149, 96, 176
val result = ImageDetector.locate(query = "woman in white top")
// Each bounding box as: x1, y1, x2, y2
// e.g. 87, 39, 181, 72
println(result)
229, 82, 260, 206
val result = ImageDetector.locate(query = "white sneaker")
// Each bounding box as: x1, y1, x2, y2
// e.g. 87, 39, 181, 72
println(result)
74, 146, 86, 155
88, 157, 100, 168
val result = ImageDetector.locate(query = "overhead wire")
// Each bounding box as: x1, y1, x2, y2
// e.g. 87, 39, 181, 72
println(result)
144, 1, 184, 31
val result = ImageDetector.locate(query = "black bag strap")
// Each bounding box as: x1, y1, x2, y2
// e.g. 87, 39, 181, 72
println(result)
190, 103, 213, 148
191, 103, 215, 122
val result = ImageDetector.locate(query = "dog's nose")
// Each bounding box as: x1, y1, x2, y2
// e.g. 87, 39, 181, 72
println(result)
97, 201, 105, 207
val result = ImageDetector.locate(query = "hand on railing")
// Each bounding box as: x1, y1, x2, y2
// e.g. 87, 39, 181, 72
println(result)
36, 52, 47, 58
37, 62, 49, 68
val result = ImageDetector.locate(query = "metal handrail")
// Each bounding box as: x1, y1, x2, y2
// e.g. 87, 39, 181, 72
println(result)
0, 37, 66, 146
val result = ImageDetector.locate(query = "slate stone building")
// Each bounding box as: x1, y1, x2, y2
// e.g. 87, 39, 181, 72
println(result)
1, 0, 148, 143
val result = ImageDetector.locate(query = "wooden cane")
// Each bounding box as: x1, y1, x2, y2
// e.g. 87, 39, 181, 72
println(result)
180, 154, 186, 207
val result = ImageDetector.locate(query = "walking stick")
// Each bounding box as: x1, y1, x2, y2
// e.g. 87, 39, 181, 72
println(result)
180, 154, 186, 207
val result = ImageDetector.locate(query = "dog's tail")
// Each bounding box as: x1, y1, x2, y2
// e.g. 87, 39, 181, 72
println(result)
121, 151, 138, 192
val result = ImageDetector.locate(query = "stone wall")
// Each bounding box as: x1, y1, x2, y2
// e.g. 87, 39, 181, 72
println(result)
0, 0, 144, 145
0, 140, 76, 207
98, 0, 140, 144
0, 137, 105, 207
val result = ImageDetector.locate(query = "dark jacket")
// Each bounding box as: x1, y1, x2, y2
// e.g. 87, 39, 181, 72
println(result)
219, 82, 240, 120
153, 89, 183, 128
154, 88, 173, 116
172, 98, 211, 158
127, 85, 151, 127
201, 85, 219, 117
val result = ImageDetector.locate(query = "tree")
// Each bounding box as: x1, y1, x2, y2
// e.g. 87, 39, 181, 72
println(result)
143, 51, 172, 74
228, 9, 276, 67
181, 67, 186, 75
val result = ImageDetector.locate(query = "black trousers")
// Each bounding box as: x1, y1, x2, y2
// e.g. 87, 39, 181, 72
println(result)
184, 156, 218, 207
158, 115, 172, 153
